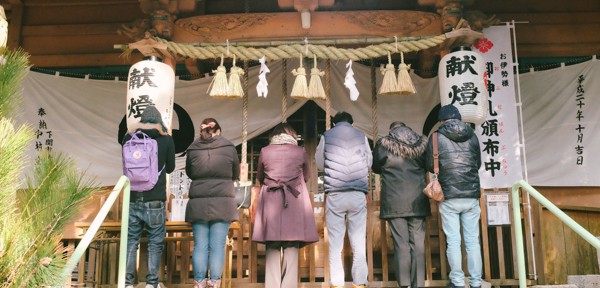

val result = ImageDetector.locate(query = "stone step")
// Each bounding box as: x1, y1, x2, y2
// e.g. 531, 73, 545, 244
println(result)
568, 274, 600, 288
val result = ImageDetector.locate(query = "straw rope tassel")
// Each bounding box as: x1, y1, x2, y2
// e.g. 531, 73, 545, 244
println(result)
378, 51, 398, 95
290, 54, 309, 99
228, 54, 244, 98
208, 54, 229, 98
308, 54, 326, 100
396, 51, 416, 95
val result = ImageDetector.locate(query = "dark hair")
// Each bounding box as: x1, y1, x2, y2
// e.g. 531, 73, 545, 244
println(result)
199, 117, 221, 141
139, 105, 167, 132
332, 111, 353, 125
389, 121, 405, 130
269, 123, 298, 140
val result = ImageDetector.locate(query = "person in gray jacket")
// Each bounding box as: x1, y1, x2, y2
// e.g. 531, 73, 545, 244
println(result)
425, 105, 482, 288
372, 121, 430, 288
316, 111, 372, 288
185, 117, 240, 288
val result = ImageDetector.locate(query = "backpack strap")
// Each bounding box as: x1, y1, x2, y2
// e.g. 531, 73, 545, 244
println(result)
432, 132, 439, 174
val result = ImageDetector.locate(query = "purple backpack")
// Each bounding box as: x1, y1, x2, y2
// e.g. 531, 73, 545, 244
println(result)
122, 131, 164, 191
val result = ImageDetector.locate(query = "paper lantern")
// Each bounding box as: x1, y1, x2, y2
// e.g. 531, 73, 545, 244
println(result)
438, 46, 488, 125
126, 56, 175, 131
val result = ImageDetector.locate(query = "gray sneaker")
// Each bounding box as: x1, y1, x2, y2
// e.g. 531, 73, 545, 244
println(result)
194, 279, 208, 288
125, 285, 134, 288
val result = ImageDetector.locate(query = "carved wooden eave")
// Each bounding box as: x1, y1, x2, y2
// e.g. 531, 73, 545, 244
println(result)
128, 35, 177, 71
125, 10, 487, 77
172, 10, 443, 44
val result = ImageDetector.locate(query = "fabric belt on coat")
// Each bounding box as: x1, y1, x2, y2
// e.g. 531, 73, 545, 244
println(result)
264, 174, 301, 208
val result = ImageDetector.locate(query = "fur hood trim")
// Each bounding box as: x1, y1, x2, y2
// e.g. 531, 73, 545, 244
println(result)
378, 126, 427, 159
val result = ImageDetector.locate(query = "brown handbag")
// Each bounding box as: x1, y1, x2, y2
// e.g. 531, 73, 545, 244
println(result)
423, 132, 444, 202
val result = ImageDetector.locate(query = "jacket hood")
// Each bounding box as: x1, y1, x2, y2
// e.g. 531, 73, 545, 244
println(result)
187, 135, 233, 150
378, 126, 427, 158
438, 119, 475, 143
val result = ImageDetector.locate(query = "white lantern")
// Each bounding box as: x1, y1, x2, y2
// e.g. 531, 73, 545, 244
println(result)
126, 56, 175, 131
438, 46, 488, 125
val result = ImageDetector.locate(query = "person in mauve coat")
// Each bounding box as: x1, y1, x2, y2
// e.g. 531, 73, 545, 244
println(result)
372, 121, 431, 288
185, 117, 240, 288
251, 123, 319, 288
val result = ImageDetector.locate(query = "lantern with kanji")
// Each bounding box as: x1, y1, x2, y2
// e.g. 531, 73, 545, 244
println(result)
126, 56, 175, 131
438, 46, 488, 125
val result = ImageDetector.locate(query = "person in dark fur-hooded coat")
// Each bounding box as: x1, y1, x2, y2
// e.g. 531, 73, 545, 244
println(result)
372, 122, 431, 219
372, 121, 431, 288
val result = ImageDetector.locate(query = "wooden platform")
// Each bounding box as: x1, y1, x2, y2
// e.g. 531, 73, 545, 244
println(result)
66, 190, 539, 287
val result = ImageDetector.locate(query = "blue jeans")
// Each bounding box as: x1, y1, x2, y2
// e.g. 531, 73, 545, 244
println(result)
125, 200, 166, 286
192, 221, 231, 282
326, 192, 368, 286
439, 198, 482, 287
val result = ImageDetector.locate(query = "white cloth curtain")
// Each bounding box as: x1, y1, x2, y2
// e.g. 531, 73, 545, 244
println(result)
16, 57, 600, 186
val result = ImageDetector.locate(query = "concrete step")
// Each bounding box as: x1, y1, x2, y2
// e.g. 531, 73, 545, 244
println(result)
568, 274, 600, 288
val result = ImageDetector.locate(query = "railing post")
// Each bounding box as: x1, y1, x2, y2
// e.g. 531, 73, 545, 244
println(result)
512, 180, 527, 288
61, 176, 130, 286
512, 179, 600, 288
118, 178, 131, 287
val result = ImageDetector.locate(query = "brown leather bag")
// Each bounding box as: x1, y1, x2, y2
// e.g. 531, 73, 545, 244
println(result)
423, 132, 444, 202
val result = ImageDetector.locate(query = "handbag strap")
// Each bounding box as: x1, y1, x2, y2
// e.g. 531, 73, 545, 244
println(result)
433, 132, 439, 174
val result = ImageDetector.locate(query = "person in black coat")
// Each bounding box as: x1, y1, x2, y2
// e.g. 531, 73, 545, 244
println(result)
372, 121, 430, 288
121, 105, 175, 288
185, 117, 240, 288
425, 105, 482, 288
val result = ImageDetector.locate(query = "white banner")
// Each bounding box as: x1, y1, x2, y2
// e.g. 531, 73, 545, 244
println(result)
16, 53, 600, 187
521, 58, 600, 186
475, 25, 524, 188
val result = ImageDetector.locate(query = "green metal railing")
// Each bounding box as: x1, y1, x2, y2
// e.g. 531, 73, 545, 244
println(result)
512, 180, 600, 288
61, 175, 131, 287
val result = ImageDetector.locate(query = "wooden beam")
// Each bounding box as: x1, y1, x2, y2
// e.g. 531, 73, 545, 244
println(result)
515, 24, 600, 44
21, 34, 131, 54
494, 12, 600, 25
29, 53, 143, 68
516, 43, 600, 58
20, 3, 144, 25
21, 0, 138, 6
173, 10, 442, 43
22, 23, 125, 36
473, 0, 600, 14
